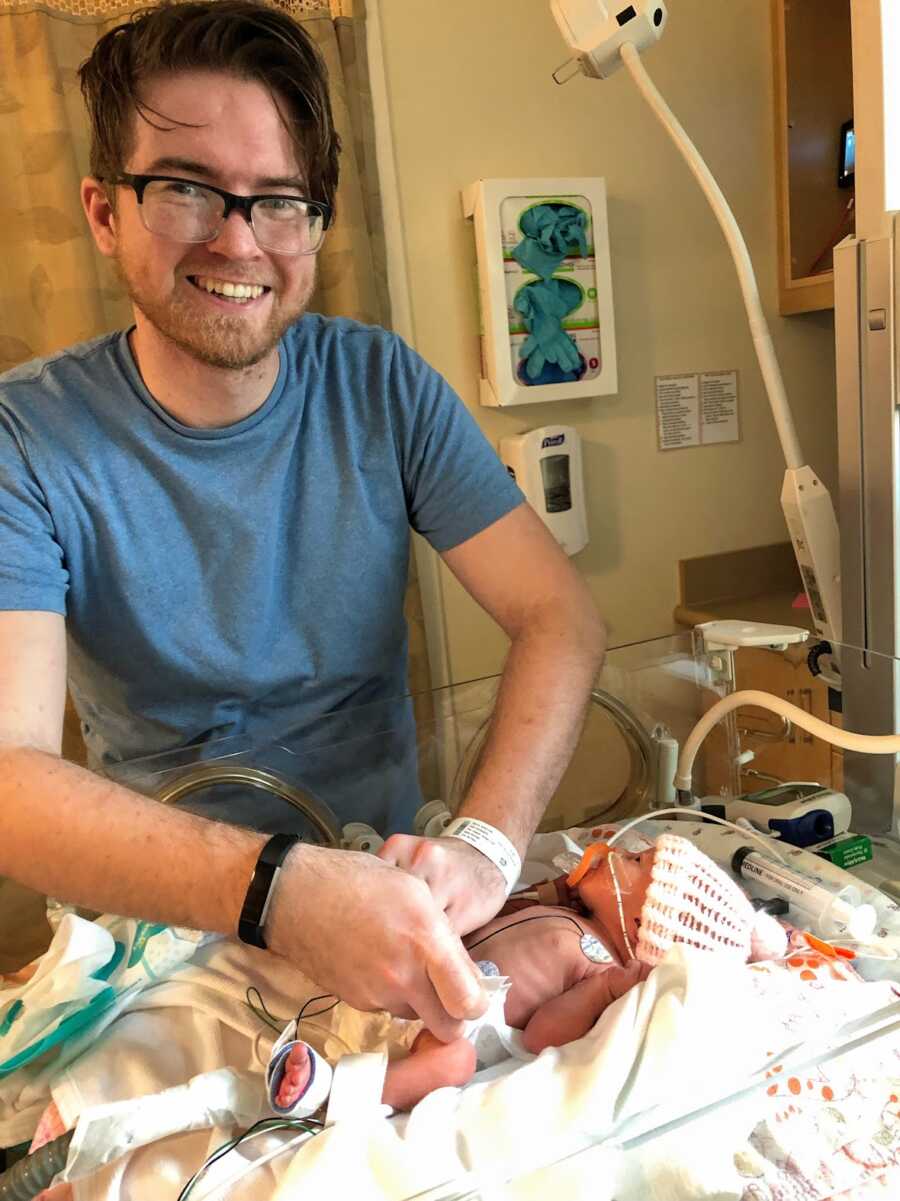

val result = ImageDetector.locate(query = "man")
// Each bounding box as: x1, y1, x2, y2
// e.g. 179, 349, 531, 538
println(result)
0, 1, 604, 1039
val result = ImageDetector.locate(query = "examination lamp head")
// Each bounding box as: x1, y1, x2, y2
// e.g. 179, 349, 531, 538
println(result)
551, 0, 668, 81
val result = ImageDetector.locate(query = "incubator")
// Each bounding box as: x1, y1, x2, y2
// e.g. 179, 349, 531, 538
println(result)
5, 631, 900, 1200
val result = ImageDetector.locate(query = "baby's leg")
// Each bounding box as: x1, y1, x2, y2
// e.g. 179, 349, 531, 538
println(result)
277, 1032, 475, 1114
382, 1030, 477, 1112
522, 960, 649, 1055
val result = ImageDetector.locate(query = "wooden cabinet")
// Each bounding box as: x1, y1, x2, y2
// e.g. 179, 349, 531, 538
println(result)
771, 0, 854, 314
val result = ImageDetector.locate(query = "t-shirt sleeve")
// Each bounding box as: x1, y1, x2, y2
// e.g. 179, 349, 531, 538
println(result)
0, 408, 69, 613
390, 340, 524, 552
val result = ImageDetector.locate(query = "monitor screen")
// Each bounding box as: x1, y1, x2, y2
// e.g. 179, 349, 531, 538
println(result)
839, 119, 855, 188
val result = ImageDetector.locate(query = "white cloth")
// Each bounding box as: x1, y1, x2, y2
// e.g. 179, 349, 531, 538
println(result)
59, 1068, 261, 1183
460, 972, 530, 1068
0, 914, 208, 1146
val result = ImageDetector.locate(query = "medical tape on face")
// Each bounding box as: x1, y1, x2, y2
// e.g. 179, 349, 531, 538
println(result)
442, 818, 522, 894
266, 1021, 333, 1119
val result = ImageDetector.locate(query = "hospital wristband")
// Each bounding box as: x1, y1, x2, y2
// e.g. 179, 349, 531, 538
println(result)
442, 817, 522, 894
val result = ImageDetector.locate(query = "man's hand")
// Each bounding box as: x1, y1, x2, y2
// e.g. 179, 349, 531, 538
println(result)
264, 844, 488, 1041
378, 833, 508, 936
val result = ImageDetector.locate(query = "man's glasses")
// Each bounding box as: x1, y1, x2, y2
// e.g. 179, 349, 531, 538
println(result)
111, 174, 332, 256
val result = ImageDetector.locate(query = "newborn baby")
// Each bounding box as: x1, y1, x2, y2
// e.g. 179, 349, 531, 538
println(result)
274, 834, 788, 1113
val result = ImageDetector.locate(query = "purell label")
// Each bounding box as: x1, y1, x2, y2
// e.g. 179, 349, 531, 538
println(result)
541, 433, 565, 449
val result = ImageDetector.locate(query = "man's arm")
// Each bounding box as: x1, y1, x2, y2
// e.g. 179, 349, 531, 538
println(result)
379, 503, 605, 933
0, 612, 486, 1038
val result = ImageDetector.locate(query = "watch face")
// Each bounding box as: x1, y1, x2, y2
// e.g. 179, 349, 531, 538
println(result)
239, 833, 298, 948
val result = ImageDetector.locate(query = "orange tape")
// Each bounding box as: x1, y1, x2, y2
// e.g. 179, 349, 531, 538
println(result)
566, 842, 610, 887
803, 932, 855, 960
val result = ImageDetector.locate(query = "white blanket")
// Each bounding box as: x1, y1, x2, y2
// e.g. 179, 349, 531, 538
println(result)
269, 951, 900, 1201
4, 823, 900, 1199
10, 930, 895, 1201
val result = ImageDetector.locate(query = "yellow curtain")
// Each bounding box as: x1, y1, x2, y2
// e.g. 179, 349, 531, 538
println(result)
0, 0, 430, 729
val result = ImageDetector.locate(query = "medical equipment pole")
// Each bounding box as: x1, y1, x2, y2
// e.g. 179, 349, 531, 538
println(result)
617, 43, 841, 649
549, 1, 842, 652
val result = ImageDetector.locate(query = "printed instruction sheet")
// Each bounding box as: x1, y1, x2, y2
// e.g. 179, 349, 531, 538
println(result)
655, 371, 740, 451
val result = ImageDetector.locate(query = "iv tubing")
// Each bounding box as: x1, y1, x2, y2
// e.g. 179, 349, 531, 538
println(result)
604, 805, 789, 864
676, 689, 900, 792
619, 41, 805, 472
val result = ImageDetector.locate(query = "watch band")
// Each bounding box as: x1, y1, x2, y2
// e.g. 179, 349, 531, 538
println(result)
238, 832, 299, 950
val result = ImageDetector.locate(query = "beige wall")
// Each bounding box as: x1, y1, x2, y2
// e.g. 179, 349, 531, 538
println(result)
376, 0, 839, 682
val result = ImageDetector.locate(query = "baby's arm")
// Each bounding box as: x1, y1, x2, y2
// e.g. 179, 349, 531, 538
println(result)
521, 959, 650, 1055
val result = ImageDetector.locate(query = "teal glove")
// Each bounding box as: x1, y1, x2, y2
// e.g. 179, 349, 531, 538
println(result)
512, 204, 589, 279
514, 279, 583, 381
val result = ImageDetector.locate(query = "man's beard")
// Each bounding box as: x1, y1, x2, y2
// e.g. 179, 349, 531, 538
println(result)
116, 259, 314, 370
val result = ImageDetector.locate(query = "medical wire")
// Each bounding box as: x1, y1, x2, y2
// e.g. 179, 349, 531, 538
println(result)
181, 1127, 315, 1201
296, 992, 339, 1025
176, 1117, 322, 1201
464, 912, 586, 953
245, 985, 356, 1070
245, 986, 283, 1032
605, 805, 791, 864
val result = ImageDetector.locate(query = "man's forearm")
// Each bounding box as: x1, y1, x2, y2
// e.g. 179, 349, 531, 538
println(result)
0, 746, 266, 936
457, 600, 606, 856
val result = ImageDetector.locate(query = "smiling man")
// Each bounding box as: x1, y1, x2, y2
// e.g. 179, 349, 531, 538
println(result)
0, 1, 604, 1035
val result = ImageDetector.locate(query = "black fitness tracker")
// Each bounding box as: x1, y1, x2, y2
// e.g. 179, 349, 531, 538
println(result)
238, 832, 299, 950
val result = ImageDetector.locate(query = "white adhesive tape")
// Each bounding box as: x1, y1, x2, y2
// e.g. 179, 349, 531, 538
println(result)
325, 1052, 391, 1125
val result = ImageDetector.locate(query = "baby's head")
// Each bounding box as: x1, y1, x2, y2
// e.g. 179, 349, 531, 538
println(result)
571, 834, 787, 967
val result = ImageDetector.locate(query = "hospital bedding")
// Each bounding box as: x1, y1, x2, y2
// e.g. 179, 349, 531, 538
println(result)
2, 828, 900, 1200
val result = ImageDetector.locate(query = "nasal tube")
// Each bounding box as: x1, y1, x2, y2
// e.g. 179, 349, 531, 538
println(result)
732, 846, 877, 941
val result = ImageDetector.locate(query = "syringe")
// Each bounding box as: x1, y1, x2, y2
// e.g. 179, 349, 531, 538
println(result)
732, 846, 877, 941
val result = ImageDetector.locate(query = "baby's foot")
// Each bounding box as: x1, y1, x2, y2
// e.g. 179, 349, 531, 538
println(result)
276, 1042, 312, 1107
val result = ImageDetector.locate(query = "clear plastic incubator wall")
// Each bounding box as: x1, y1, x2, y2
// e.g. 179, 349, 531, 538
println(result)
3, 630, 900, 1201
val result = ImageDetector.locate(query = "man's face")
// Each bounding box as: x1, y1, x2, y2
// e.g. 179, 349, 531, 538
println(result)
96, 70, 318, 370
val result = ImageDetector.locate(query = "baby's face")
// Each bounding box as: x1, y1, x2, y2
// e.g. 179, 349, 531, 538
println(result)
576, 850, 655, 961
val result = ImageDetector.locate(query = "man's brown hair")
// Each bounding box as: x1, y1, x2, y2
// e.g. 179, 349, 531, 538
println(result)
79, 0, 341, 210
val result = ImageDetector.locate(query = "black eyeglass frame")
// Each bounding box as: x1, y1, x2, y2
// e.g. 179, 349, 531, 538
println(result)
109, 173, 333, 253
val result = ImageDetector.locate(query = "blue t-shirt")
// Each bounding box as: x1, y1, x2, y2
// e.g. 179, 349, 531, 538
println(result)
0, 315, 522, 833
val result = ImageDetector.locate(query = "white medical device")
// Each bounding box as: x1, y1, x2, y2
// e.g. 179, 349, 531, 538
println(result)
500, 425, 588, 556
723, 783, 853, 846
549, 0, 842, 650
550, 0, 668, 80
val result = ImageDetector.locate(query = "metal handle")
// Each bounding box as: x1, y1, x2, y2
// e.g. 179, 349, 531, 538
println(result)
155, 763, 341, 846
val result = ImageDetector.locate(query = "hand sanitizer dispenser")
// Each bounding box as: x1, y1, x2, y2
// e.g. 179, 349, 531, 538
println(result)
500, 425, 588, 556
